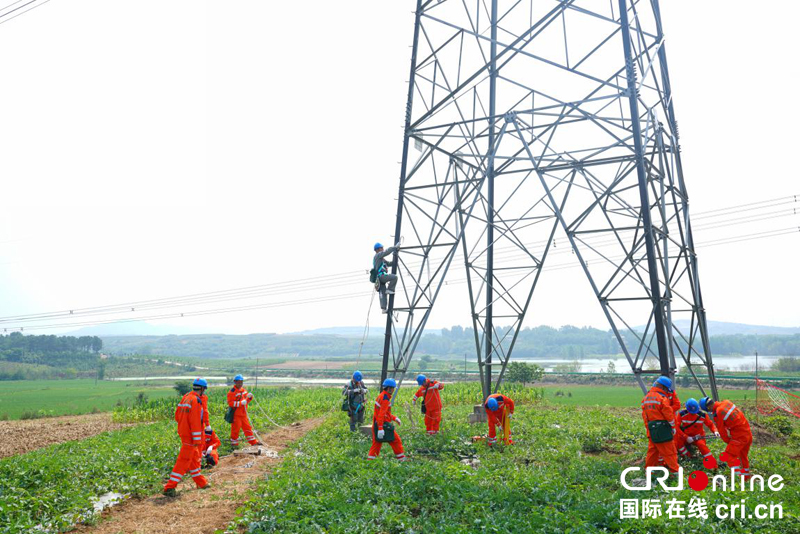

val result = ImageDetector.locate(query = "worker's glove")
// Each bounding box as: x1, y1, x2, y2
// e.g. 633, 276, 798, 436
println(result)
672, 429, 676, 436
206, 446, 214, 454
394, 418, 401, 426
247, 393, 254, 400
412, 398, 417, 405
507, 413, 513, 419
394, 242, 401, 249
714, 431, 720, 438
686, 436, 694, 444
377, 429, 385, 440
437, 383, 444, 390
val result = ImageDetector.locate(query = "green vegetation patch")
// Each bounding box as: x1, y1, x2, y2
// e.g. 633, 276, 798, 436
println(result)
231, 403, 800, 533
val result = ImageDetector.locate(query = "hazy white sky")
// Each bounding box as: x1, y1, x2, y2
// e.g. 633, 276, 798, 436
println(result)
0, 1, 797, 335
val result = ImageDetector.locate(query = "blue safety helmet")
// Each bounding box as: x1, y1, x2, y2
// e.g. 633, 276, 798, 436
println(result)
686, 398, 700, 414
416, 374, 427, 386
234, 374, 244, 382
353, 371, 363, 382
486, 397, 499, 411
700, 396, 713, 412
382, 378, 397, 389
193, 377, 208, 389
374, 242, 383, 251
654, 376, 673, 392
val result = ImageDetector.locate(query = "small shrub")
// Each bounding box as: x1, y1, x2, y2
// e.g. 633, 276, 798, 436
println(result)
173, 380, 192, 396
765, 415, 795, 437
0, 413, 8, 421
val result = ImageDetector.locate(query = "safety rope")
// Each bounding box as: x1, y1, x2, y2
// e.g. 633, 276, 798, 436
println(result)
251, 398, 291, 430
356, 290, 377, 366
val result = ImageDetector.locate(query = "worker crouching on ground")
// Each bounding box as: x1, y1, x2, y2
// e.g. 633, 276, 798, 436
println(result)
203, 426, 222, 468
163, 378, 210, 496
413, 374, 444, 435
373, 242, 400, 313
641, 376, 680, 476
675, 398, 720, 469
227, 374, 260, 447
342, 370, 369, 432
484, 393, 515, 446
367, 378, 406, 461
701, 396, 753, 478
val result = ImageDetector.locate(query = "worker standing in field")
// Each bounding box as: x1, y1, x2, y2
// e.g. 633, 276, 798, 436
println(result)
701, 396, 753, 478
202, 425, 222, 468
372, 242, 400, 313
227, 374, 260, 447
342, 370, 369, 432
367, 378, 406, 460
413, 374, 444, 435
674, 398, 720, 468
484, 393, 515, 446
641, 376, 680, 475
163, 378, 210, 496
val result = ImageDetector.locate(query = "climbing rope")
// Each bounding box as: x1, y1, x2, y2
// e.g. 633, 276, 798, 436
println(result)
356, 290, 377, 366
251, 397, 291, 431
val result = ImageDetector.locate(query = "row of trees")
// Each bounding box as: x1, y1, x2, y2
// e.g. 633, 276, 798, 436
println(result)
102, 328, 800, 360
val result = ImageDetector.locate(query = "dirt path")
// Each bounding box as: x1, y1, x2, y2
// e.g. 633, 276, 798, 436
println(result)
72, 417, 326, 534
0, 413, 137, 458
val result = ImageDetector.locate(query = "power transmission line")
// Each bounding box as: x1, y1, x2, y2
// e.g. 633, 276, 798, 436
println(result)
3, 226, 797, 333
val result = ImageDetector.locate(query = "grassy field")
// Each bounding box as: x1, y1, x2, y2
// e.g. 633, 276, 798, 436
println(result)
0, 379, 176, 419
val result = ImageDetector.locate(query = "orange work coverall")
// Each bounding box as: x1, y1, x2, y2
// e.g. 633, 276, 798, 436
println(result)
227, 385, 258, 446
712, 400, 753, 476
484, 394, 515, 445
641, 386, 679, 473
674, 409, 718, 466
203, 429, 222, 467
367, 390, 405, 460
164, 391, 209, 491
415, 379, 444, 435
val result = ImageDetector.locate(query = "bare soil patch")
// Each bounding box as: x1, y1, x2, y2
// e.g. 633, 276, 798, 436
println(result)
72, 417, 326, 534
0, 413, 136, 458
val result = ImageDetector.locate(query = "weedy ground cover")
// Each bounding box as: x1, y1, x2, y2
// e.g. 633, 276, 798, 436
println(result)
0, 387, 340, 533
231, 401, 800, 534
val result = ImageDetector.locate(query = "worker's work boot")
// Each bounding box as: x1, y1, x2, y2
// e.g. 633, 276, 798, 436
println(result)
163, 488, 177, 498
198, 483, 212, 490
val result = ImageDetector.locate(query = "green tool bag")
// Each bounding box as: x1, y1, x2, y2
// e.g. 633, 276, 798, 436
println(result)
341, 397, 350, 412
224, 406, 236, 424
647, 420, 674, 443
374, 422, 396, 443
369, 268, 378, 284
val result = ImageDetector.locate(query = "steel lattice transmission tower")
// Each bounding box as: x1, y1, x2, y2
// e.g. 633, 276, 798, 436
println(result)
379, 0, 718, 400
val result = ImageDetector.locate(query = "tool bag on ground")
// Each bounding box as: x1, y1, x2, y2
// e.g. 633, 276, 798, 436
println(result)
373, 421, 396, 443
647, 420, 674, 443
420, 384, 430, 414
224, 406, 236, 424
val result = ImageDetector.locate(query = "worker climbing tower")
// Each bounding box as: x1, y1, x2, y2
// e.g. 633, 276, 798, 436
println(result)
380, 0, 718, 400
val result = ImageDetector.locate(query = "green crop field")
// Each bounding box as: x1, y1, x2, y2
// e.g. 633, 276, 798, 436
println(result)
540, 385, 756, 407
232, 408, 800, 533
1, 383, 798, 533
0, 379, 177, 420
